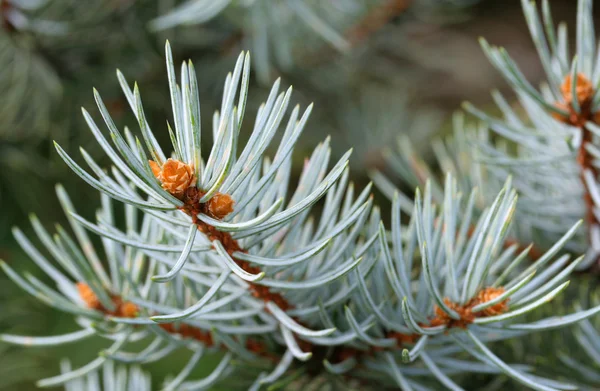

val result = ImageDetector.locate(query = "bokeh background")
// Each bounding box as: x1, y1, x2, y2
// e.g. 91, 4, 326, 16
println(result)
0, 0, 588, 389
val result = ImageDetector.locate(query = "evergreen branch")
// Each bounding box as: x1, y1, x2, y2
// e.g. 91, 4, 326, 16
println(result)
466, 0, 600, 269
3, 36, 600, 390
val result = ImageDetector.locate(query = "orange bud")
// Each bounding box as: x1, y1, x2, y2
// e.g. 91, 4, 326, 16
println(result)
149, 158, 196, 197
561, 73, 593, 104
207, 193, 235, 220
474, 287, 508, 316
118, 301, 139, 318
76, 282, 101, 310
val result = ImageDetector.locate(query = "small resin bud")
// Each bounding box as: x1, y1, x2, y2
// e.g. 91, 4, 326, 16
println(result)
207, 192, 235, 220
76, 282, 101, 310
432, 298, 476, 329
552, 73, 597, 125
149, 159, 196, 198
118, 301, 139, 318
474, 287, 508, 316
430, 286, 509, 329
561, 73, 594, 104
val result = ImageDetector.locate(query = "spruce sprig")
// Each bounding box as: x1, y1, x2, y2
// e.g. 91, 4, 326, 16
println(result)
2, 38, 600, 390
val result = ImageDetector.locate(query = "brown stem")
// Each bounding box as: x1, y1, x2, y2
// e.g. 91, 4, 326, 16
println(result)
181, 187, 294, 311
579, 126, 599, 237
553, 74, 600, 252
76, 282, 278, 359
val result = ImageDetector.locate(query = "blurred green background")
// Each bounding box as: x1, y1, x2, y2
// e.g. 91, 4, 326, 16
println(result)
0, 0, 585, 389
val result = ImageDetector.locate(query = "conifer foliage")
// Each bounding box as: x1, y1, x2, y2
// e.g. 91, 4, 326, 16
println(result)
4, 0, 600, 390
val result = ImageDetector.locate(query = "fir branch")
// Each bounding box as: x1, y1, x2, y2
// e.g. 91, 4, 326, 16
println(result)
3, 35, 600, 390
468, 0, 600, 269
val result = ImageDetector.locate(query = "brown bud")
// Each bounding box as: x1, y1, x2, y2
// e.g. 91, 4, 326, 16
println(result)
76, 282, 101, 310
473, 287, 508, 316
118, 301, 139, 318
431, 298, 475, 329
149, 159, 196, 197
561, 73, 593, 104
207, 192, 235, 220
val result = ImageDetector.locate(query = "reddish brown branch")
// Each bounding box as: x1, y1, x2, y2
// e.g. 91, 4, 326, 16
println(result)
331, 287, 509, 365
553, 73, 600, 246
181, 187, 293, 311
150, 159, 294, 310
77, 282, 214, 346
77, 282, 282, 358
